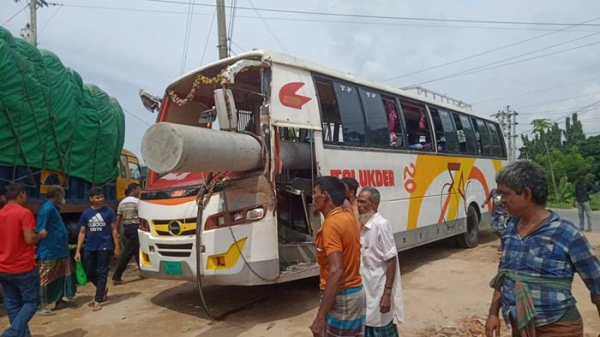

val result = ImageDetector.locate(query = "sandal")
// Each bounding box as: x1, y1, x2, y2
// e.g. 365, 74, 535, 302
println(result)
36, 308, 56, 316
112, 280, 125, 286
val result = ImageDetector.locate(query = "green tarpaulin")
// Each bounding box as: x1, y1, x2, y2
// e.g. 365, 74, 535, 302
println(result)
0, 26, 124, 184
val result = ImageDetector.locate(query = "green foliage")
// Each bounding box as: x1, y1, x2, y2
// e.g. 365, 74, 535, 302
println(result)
518, 113, 597, 204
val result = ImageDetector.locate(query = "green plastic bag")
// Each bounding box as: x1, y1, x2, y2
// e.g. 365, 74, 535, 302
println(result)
76, 260, 87, 285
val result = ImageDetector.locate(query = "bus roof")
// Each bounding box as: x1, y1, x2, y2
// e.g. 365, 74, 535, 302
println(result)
169, 50, 497, 123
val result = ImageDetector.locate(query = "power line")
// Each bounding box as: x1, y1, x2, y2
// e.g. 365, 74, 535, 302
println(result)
123, 107, 152, 126
51, 4, 600, 33
140, 0, 600, 28
247, 0, 289, 54
199, 8, 216, 66
38, 4, 63, 36
227, 0, 237, 53
409, 38, 600, 87
474, 74, 600, 105
2, 4, 29, 25
179, 0, 195, 74
229, 39, 246, 53
513, 90, 600, 111
517, 99, 600, 136
383, 15, 600, 83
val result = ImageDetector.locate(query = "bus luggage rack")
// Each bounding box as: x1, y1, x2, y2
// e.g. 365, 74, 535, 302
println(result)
403, 86, 472, 111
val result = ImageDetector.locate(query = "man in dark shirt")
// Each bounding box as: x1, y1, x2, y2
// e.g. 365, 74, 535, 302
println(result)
74, 187, 121, 311
574, 173, 598, 232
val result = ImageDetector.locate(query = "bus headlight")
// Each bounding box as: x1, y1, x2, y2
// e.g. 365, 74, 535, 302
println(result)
139, 218, 150, 232
246, 207, 264, 221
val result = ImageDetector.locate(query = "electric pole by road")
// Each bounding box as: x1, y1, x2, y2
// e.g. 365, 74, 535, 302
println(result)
493, 105, 518, 162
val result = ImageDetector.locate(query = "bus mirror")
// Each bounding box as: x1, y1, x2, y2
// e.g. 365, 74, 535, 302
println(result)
214, 88, 238, 131
139, 89, 161, 113
199, 108, 217, 124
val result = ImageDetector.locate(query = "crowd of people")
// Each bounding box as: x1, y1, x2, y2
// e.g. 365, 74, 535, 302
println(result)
2, 161, 600, 337
0, 182, 141, 336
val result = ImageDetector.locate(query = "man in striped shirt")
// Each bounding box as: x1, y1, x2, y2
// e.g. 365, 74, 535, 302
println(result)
485, 161, 600, 337
112, 183, 141, 285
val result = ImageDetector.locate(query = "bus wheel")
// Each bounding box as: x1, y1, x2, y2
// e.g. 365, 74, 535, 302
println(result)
456, 205, 480, 248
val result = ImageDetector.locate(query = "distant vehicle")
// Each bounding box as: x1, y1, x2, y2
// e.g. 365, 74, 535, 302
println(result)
138, 50, 507, 287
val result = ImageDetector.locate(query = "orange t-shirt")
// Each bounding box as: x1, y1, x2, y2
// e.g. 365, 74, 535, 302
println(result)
316, 206, 362, 290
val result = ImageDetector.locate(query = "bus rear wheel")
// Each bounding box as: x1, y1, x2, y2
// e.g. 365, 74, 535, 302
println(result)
456, 205, 480, 248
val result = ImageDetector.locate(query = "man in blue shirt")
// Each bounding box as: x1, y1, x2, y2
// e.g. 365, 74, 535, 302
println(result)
74, 187, 121, 312
36, 186, 76, 315
485, 161, 600, 337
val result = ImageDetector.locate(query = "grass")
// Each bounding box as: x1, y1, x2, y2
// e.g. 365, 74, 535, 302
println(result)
547, 194, 600, 211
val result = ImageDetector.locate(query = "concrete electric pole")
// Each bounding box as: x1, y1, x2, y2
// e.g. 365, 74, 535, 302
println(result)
20, 0, 49, 47
216, 0, 228, 60
493, 106, 518, 162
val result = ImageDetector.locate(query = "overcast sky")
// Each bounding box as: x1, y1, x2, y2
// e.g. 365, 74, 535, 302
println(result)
3, 0, 600, 161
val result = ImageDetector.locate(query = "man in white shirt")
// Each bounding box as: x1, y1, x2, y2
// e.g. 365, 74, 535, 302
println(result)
357, 187, 404, 336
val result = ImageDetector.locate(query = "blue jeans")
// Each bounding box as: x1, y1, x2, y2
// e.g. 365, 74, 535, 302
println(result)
577, 201, 593, 230
83, 250, 111, 303
0, 268, 40, 337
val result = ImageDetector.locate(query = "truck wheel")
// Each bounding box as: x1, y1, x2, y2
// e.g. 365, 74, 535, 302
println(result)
456, 205, 480, 248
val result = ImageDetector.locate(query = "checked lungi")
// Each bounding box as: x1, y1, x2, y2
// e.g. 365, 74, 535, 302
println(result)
325, 285, 366, 337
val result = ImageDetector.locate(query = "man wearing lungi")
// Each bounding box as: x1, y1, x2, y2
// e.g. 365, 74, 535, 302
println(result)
311, 176, 366, 337
485, 161, 600, 337
357, 187, 404, 336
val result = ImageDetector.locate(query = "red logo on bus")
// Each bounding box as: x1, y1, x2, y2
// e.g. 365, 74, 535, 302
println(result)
279, 82, 311, 109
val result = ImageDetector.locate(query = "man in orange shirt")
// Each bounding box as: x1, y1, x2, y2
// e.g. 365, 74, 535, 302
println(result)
310, 176, 365, 337
0, 183, 46, 337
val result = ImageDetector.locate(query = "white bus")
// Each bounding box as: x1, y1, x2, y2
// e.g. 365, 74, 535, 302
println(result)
137, 50, 507, 287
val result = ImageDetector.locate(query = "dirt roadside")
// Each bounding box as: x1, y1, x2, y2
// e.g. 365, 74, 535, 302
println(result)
1, 230, 599, 337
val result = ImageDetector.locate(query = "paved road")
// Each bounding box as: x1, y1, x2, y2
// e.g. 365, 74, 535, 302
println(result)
553, 208, 600, 230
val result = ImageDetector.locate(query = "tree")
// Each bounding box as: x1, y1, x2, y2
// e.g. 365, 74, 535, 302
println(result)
579, 135, 600, 180
564, 113, 586, 149
532, 118, 559, 201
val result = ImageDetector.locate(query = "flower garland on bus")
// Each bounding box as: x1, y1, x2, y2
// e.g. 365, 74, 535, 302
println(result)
168, 72, 224, 107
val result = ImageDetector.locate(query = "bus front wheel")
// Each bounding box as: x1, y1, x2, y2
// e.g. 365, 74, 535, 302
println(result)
455, 205, 480, 248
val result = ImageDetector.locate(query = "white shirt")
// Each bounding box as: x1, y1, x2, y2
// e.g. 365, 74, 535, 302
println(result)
360, 212, 404, 327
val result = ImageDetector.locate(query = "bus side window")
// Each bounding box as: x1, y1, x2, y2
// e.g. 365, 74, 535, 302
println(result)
332, 81, 366, 146
452, 112, 467, 154
458, 114, 478, 155
430, 107, 459, 153
474, 119, 492, 156
486, 121, 505, 158
359, 88, 396, 148
316, 78, 343, 144
383, 96, 404, 148
400, 100, 432, 151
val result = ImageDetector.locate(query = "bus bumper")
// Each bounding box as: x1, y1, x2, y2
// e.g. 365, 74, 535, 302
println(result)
138, 231, 197, 281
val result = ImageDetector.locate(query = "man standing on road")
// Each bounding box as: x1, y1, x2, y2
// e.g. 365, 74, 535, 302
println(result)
482, 188, 508, 251
311, 176, 365, 337
112, 183, 142, 285
357, 187, 404, 337
485, 161, 600, 337
574, 172, 598, 232
36, 186, 77, 315
0, 182, 46, 337
74, 187, 121, 312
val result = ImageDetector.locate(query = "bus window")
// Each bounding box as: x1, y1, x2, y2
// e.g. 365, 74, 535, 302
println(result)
129, 160, 141, 179
400, 100, 432, 151
332, 81, 366, 146
119, 155, 127, 178
359, 88, 392, 148
430, 107, 459, 153
473, 118, 492, 156
316, 78, 343, 144
452, 113, 467, 154
486, 121, 506, 158
383, 96, 404, 148
458, 114, 478, 155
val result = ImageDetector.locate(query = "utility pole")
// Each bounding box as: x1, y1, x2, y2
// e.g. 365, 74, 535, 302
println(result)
21, 0, 48, 47
216, 0, 228, 60
29, 0, 37, 46
493, 105, 518, 162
